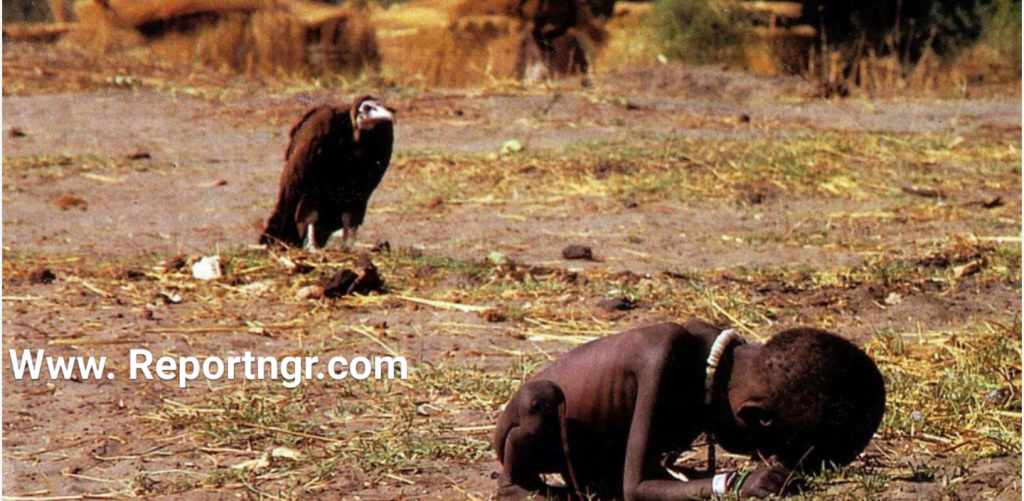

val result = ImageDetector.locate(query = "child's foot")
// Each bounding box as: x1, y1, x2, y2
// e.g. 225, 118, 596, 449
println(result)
497, 484, 542, 501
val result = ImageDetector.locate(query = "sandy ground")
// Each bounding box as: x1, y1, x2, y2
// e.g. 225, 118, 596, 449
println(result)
2, 41, 1022, 500
3, 76, 1019, 267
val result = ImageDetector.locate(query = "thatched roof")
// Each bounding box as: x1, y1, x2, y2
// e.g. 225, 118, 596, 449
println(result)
91, 0, 361, 30
68, 0, 379, 76
284, 0, 361, 27
103, 0, 266, 28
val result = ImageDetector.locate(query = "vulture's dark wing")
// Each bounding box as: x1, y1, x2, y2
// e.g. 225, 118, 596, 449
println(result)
284, 107, 319, 162
261, 107, 354, 245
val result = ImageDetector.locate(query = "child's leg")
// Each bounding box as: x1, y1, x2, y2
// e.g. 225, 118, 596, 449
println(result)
494, 380, 575, 500
498, 426, 549, 499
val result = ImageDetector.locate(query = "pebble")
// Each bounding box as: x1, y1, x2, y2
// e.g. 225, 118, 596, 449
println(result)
297, 285, 325, 300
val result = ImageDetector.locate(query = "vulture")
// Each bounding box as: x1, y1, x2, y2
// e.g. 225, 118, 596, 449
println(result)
260, 95, 395, 250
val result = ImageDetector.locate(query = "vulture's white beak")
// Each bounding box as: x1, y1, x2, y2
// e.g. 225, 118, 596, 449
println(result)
356, 100, 394, 130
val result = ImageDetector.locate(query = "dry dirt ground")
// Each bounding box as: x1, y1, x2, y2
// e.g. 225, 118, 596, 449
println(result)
2, 42, 1022, 500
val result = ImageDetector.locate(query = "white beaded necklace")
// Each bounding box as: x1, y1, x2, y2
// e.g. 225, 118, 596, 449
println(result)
706, 329, 743, 405
705, 329, 745, 474
664, 329, 746, 483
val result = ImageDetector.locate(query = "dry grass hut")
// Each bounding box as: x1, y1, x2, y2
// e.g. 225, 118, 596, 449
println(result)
374, 0, 607, 87
66, 0, 379, 77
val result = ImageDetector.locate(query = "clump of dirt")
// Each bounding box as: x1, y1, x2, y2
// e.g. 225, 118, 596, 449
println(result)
597, 295, 635, 311
162, 255, 188, 272
27, 267, 57, 284
915, 240, 993, 270
54, 195, 87, 211
320, 260, 385, 298
736, 182, 783, 206
562, 244, 594, 260
493, 262, 579, 285
371, 240, 391, 254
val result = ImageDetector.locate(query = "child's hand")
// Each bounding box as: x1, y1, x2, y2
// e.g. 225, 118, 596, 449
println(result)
737, 462, 791, 498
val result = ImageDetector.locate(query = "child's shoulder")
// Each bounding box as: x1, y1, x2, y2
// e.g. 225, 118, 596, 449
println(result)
606, 322, 718, 376
620, 321, 689, 339
617, 321, 718, 356
621, 319, 722, 343
569, 322, 690, 359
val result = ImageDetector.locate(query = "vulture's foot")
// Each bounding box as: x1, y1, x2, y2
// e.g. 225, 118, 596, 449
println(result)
303, 224, 320, 252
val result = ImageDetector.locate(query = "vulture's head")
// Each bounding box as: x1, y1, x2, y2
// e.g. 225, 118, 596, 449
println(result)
352, 96, 394, 135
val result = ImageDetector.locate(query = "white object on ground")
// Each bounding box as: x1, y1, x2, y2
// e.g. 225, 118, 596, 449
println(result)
191, 256, 222, 281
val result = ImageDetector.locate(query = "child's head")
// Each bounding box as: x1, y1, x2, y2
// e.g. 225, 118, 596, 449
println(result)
726, 328, 886, 470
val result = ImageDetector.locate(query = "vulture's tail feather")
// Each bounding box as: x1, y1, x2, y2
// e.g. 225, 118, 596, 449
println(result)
260, 206, 301, 247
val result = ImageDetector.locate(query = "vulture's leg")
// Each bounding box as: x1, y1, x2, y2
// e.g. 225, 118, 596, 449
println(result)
348, 227, 359, 248
296, 201, 320, 251
339, 215, 354, 250
340, 210, 363, 249
303, 224, 319, 252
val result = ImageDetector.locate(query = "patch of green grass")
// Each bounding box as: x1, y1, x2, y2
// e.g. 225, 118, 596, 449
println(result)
1, 152, 166, 180
418, 361, 521, 411
392, 253, 493, 282
387, 131, 1020, 210
337, 417, 491, 480
3, 153, 103, 179
502, 303, 529, 322
867, 320, 1022, 457
142, 357, 541, 492
791, 464, 890, 501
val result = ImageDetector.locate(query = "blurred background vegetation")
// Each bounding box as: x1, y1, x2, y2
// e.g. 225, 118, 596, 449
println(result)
648, 0, 1021, 61
649, 0, 1021, 91
3, 0, 1020, 93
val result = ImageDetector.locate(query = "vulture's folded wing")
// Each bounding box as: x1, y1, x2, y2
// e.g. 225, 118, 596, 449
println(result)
279, 107, 354, 216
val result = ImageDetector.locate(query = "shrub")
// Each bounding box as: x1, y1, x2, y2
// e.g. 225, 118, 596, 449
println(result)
652, 0, 752, 64
977, 0, 1022, 72
808, 0, 1021, 61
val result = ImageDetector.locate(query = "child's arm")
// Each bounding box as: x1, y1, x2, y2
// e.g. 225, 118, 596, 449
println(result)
621, 351, 710, 499
627, 453, 791, 499
621, 350, 790, 499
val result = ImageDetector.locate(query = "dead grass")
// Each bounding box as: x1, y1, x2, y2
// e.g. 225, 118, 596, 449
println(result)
5, 220, 1020, 498
383, 130, 1019, 210
871, 321, 1022, 456
3, 84, 1020, 499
